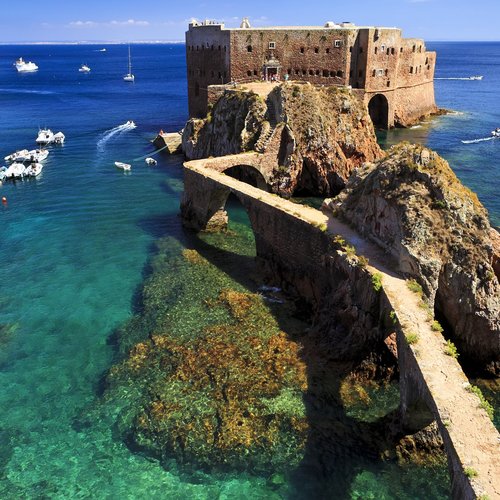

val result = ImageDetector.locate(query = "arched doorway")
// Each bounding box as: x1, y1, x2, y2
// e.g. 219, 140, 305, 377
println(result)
368, 94, 389, 129
224, 164, 270, 191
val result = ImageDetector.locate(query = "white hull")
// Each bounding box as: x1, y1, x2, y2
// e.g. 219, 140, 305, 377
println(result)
15, 58, 38, 72
79, 65, 91, 73
25, 163, 43, 177
35, 129, 65, 145
145, 157, 157, 166
114, 161, 131, 171
5, 149, 29, 162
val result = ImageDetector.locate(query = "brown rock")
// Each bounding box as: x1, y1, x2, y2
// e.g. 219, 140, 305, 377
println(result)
329, 143, 500, 374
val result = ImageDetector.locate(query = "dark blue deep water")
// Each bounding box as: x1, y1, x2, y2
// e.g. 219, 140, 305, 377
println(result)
0, 42, 497, 498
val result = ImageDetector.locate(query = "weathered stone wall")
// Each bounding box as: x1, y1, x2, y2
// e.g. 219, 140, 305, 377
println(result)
186, 25, 231, 117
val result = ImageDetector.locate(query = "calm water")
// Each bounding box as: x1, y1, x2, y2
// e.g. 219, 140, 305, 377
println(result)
0, 42, 497, 499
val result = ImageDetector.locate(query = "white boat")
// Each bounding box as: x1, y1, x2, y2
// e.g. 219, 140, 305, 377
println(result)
79, 64, 91, 73
99, 48, 107, 52
145, 157, 157, 166
469, 75, 483, 80
0, 167, 7, 182
114, 161, 131, 171
36, 128, 54, 144
35, 129, 65, 144
123, 45, 135, 82
25, 163, 43, 177
4, 162, 27, 179
4, 149, 29, 162
24, 149, 49, 163
14, 57, 38, 72
491, 128, 500, 138
126, 120, 136, 127
53, 132, 65, 144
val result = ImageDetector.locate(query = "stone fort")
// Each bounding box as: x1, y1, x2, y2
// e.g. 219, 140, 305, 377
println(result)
185, 18, 437, 128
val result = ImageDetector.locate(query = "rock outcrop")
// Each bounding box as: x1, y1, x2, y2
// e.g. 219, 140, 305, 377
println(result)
326, 143, 500, 374
182, 83, 383, 197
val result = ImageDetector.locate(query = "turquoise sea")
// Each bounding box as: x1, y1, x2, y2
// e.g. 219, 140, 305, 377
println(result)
0, 42, 498, 498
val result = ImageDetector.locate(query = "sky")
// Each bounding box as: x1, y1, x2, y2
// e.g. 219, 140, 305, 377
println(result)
1, 0, 499, 43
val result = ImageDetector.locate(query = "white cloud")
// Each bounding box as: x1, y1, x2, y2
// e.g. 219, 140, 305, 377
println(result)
68, 19, 149, 28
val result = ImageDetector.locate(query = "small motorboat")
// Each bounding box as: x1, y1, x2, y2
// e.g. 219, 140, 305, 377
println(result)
114, 161, 131, 171
36, 128, 54, 144
469, 75, 483, 80
4, 162, 27, 179
53, 132, 65, 144
145, 157, 157, 166
125, 120, 136, 127
79, 64, 91, 73
25, 163, 43, 177
24, 149, 49, 163
491, 128, 500, 138
4, 149, 29, 162
14, 57, 38, 72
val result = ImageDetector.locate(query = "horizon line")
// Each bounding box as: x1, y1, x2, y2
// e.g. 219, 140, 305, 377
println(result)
1, 39, 500, 45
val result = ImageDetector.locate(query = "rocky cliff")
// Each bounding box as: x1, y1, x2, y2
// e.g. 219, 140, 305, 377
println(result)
325, 143, 500, 374
182, 83, 383, 197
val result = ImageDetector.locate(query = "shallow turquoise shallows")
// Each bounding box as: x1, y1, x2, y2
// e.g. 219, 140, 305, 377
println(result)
0, 42, 497, 499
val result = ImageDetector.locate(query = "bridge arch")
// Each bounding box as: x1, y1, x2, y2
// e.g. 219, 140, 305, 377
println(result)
224, 164, 270, 191
368, 94, 389, 129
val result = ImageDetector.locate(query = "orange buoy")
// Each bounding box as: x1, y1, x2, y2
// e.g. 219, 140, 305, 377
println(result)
2, 197, 7, 204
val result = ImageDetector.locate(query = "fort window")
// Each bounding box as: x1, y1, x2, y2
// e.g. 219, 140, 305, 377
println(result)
300, 47, 305, 53
413, 45, 416, 52
385, 69, 388, 76
391, 48, 395, 55
309, 70, 314, 75
247, 70, 252, 76
425, 57, 429, 65
427, 64, 431, 70
254, 70, 258, 76
326, 48, 330, 54
295, 69, 300, 75
218, 45, 221, 50
375, 47, 378, 54
372, 69, 376, 77
315, 47, 319, 53
419, 45, 422, 52
302, 69, 307, 75
323, 70, 329, 77
247, 45, 253, 52
196, 45, 199, 51
330, 71, 335, 77
269, 42, 276, 49
334, 40, 342, 47
287, 68, 292, 75
316, 70, 320, 76
349, 46, 353, 53
410, 66, 414, 74
386, 48, 390, 55
400, 47, 403, 53
337, 70, 343, 77
387, 81, 391, 87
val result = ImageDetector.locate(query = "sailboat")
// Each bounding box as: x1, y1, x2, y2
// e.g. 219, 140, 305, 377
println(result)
123, 45, 135, 82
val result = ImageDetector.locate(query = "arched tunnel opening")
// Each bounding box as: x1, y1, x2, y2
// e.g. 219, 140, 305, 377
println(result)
368, 94, 389, 130
224, 165, 270, 192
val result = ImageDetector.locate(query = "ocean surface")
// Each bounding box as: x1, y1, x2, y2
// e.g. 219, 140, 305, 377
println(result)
0, 42, 497, 499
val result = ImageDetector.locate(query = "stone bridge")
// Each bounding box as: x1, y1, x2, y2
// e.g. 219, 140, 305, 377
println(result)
180, 159, 500, 500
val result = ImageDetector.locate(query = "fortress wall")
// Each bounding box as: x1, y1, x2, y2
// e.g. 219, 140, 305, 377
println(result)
186, 25, 230, 117
229, 29, 350, 85
392, 80, 437, 126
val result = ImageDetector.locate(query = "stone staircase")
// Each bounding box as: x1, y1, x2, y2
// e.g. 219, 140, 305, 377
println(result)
254, 99, 279, 153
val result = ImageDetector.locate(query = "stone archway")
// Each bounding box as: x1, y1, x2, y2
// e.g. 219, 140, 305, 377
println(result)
223, 164, 270, 191
368, 94, 389, 129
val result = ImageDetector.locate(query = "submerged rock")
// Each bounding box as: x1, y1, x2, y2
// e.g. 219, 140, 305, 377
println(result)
328, 143, 500, 374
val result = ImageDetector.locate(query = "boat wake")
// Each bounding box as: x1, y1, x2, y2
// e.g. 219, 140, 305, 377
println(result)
97, 121, 136, 152
461, 137, 495, 144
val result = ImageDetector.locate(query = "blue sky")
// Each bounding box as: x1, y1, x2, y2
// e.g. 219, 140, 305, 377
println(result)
1, 0, 499, 42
